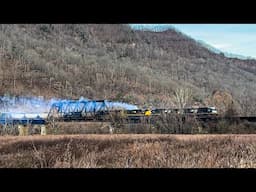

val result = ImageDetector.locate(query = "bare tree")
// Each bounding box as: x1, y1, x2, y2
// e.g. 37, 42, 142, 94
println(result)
239, 89, 256, 116
173, 87, 193, 109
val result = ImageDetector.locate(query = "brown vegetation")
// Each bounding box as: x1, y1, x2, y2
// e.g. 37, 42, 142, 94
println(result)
0, 134, 256, 168
1, 114, 256, 136
0, 24, 256, 114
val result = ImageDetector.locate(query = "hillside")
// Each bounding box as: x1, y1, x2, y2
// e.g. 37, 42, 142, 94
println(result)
0, 24, 256, 114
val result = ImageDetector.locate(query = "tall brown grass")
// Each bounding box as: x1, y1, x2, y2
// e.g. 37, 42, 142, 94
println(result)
0, 134, 256, 168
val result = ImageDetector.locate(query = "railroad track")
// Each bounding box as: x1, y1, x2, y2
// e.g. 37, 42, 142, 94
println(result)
196, 116, 256, 122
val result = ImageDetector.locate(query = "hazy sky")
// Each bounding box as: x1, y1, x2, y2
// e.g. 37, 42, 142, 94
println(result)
130, 24, 256, 58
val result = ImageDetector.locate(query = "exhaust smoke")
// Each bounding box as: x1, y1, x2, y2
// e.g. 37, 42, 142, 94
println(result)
0, 96, 138, 120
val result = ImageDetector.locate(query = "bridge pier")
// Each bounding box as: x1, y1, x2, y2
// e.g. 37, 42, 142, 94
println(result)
40, 125, 47, 135
18, 125, 28, 136
109, 125, 114, 134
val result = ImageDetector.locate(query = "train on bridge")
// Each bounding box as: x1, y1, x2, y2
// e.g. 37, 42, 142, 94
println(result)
0, 99, 218, 125
0, 98, 255, 133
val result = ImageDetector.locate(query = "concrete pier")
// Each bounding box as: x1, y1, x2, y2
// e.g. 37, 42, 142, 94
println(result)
18, 125, 28, 136
40, 125, 47, 135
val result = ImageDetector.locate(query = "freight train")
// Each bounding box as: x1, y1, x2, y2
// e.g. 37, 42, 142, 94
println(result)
47, 105, 218, 123
0, 97, 219, 126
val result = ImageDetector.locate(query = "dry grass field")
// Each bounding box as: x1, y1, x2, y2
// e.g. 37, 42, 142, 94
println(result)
0, 134, 256, 168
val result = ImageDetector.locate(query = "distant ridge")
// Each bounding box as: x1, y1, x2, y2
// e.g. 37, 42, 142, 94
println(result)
129, 24, 176, 32
197, 39, 255, 60
130, 24, 256, 60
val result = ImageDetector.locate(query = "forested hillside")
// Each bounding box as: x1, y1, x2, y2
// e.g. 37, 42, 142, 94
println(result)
0, 24, 255, 114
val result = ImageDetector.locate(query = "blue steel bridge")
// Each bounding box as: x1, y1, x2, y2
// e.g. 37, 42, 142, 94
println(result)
0, 99, 138, 126
48, 99, 121, 121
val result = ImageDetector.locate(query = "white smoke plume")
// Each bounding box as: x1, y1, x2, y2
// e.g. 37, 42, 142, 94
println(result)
0, 96, 138, 115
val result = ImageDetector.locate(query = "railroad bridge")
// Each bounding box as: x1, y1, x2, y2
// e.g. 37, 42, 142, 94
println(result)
1, 99, 256, 135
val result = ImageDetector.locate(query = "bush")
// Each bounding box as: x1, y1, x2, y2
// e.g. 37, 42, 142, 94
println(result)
148, 114, 200, 134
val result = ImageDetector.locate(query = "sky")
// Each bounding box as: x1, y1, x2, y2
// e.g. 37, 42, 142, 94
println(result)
130, 24, 256, 59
